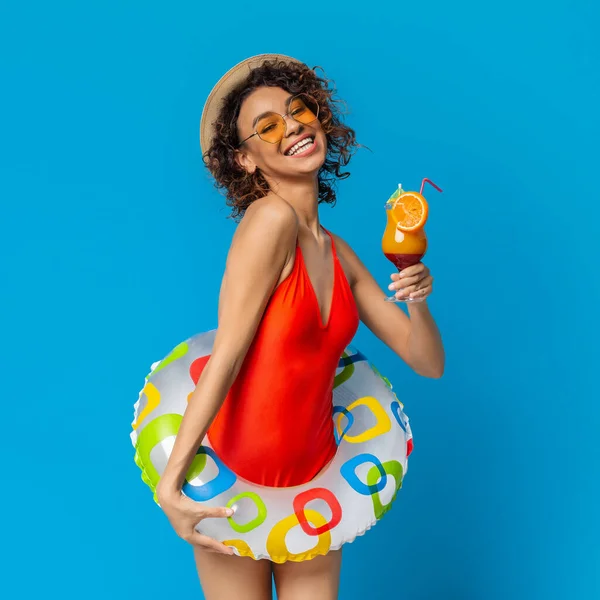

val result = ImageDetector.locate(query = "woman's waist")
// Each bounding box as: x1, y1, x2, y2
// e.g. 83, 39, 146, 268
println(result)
206, 416, 337, 487
212, 381, 335, 438
232, 354, 337, 400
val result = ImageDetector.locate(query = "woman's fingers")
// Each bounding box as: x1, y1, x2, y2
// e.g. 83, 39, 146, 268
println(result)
179, 493, 233, 520
390, 263, 431, 297
395, 275, 434, 299
185, 531, 235, 555
394, 263, 427, 280
389, 274, 421, 291
159, 491, 235, 554
198, 505, 235, 520
408, 276, 434, 299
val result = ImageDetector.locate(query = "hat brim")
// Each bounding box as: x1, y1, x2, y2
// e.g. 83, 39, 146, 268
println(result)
199, 53, 303, 155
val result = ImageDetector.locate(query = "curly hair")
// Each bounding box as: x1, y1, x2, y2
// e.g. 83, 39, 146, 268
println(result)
203, 59, 360, 220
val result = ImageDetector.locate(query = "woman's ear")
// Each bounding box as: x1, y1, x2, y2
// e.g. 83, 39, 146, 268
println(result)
235, 149, 256, 175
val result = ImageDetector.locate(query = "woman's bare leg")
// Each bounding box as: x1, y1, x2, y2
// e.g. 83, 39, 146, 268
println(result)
193, 549, 273, 600
272, 550, 342, 600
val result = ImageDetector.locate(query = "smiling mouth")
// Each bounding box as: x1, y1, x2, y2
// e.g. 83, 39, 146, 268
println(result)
284, 136, 315, 156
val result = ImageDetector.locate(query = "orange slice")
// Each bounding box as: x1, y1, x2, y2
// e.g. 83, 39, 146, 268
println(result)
390, 192, 429, 232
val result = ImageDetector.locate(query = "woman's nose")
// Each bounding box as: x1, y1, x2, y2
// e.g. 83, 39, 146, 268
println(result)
283, 113, 302, 137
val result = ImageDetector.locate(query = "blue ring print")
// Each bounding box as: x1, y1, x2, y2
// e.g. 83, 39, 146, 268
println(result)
182, 446, 236, 502
337, 348, 367, 369
340, 453, 387, 495
332, 406, 355, 445
391, 400, 409, 433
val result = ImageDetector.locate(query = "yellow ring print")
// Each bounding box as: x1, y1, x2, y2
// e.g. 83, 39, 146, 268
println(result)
266, 510, 331, 563
337, 396, 391, 444
223, 539, 256, 559
132, 382, 160, 430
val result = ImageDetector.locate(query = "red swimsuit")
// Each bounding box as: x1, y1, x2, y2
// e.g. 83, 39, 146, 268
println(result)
207, 228, 359, 487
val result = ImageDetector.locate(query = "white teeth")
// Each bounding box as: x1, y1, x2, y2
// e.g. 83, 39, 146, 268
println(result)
286, 137, 314, 156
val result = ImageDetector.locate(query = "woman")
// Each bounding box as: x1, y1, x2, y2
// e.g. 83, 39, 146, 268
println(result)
155, 54, 445, 600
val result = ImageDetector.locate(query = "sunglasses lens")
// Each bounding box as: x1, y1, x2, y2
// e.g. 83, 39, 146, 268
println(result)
252, 95, 319, 144
256, 114, 286, 144
290, 95, 319, 124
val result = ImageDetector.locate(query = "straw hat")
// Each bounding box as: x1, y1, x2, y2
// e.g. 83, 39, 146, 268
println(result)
199, 53, 303, 155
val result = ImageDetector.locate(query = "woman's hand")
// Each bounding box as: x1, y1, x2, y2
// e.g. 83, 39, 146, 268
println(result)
156, 484, 235, 555
388, 262, 434, 301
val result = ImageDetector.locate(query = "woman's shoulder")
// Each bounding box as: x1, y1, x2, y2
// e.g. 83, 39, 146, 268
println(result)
243, 194, 298, 228
234, 194, 299, 248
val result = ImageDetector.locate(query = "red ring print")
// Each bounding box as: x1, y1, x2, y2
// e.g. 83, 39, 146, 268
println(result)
293, 488, 343, 536
189, 355, 211, 384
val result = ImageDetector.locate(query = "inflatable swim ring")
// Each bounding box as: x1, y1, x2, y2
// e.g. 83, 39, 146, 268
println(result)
130, 330, 414, 563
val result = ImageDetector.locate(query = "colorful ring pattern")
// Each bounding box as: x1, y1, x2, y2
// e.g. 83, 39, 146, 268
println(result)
131, 333, 413, 563
293, 488, 343, 536
266, 510, 332, 563
227, 492, 268, 533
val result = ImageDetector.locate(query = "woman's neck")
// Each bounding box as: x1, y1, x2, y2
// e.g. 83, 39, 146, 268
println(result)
269, 177, 321, 235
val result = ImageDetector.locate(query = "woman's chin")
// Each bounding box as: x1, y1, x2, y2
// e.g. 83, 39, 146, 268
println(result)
284, 152, 327, 176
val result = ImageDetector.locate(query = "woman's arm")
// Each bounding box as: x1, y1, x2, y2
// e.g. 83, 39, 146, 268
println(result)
157, 197, 298, 496
332, 233, 445, 379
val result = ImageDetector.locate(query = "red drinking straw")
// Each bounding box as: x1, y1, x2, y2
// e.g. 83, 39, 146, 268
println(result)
420, 178, 443, 195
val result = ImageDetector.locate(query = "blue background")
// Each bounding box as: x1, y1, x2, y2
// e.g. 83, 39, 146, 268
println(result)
1, 1, 598, 598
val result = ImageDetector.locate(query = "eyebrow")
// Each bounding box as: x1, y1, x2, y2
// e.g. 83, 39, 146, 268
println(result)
251, 94, 294, 128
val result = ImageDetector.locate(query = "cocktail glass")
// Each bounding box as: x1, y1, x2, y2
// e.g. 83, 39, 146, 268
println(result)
383, 178, 443, 303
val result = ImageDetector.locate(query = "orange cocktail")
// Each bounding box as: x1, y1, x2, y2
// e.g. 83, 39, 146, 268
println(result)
382, 178, 442, 303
